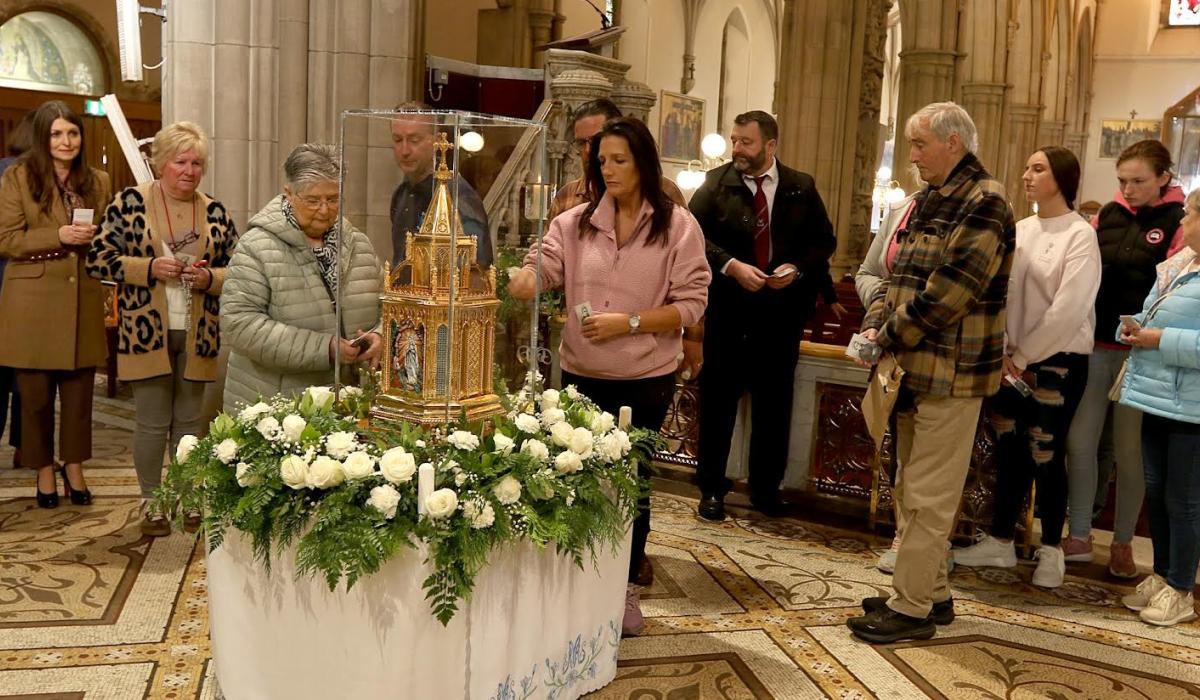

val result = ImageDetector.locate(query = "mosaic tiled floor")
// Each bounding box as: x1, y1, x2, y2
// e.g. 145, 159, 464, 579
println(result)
2, 383, 1199, 699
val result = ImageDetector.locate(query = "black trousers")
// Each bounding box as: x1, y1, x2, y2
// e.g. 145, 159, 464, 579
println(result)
989, 352, 1089, 545
0, 365, 20, 453
696, 332, 798, 501
561, 370, 675, 584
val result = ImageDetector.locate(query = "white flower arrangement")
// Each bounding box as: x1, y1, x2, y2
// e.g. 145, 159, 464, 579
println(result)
157, 382, 657, 625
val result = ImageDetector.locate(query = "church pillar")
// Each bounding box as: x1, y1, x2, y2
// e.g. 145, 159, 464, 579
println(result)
775, 0, 892, 274
1064, 130, 1090, 184
1037, 119, 1067, 148
957, 0, 1009, 171
891, 0, 960, 191
279, 0, 309, 169
1005, 103, 1042, 217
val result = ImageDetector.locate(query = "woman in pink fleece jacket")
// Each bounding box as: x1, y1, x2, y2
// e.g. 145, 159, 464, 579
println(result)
509, 117, 710, 637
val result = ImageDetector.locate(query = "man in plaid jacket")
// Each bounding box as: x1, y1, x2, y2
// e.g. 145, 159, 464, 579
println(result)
847, 102, 1016, 644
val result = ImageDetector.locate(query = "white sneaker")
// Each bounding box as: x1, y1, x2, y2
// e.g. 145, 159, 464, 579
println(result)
877, 535, 901, 573
1139, 585, 1197, 627
1031, 545, 1065, 588
952, 534, 1017, 568
1122, 574, 1169, 612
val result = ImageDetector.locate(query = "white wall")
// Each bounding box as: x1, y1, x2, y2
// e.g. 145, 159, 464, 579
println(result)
1080, 0, 1200, 202
619, 0, 775, 183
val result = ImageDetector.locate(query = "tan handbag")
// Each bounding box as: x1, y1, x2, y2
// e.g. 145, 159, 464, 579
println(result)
862, 355, 905, 454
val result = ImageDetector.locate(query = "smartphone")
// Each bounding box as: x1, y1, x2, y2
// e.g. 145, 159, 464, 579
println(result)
1119, 314, 1141, 330
71, 208, 94, 226
1004, 374, 1033, 397
771, 268, 793, 278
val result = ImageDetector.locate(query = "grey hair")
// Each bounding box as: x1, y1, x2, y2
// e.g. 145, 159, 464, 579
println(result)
283, 143, 340, 192
905, 101, 979, 155
1187, 188, 1200, 213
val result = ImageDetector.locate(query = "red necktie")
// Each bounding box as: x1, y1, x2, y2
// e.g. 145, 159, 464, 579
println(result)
752, 175, 770, 269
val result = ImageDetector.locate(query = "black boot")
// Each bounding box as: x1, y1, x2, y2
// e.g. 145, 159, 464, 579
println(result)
847, 607, 936, 643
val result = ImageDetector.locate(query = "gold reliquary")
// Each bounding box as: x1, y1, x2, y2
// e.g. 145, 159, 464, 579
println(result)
372, 133, 504, 426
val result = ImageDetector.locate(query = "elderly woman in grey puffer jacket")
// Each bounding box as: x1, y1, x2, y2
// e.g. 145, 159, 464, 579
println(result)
220, 144, 382, 412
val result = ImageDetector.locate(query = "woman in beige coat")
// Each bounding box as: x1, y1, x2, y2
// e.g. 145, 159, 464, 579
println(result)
0, 100, 110, 507
88, 122, 237, 535
221, 144, 382, 413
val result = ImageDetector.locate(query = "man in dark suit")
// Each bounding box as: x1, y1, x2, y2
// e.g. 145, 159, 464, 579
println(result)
689, 110, 836, 520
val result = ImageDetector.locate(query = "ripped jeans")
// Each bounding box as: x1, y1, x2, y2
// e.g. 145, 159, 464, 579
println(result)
989, 352, 1089, 546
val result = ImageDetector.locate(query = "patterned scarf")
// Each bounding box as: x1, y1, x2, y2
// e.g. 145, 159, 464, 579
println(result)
282, 196, 340, 303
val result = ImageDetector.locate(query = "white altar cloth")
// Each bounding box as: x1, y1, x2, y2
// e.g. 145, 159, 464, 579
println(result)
206, 529, 631, 700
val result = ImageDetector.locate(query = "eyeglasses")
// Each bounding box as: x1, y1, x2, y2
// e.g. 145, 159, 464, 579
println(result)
573, 138, 590, 152
296, 195, 340, 210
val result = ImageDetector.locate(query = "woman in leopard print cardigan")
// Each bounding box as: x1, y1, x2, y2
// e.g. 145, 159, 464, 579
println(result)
87, 122, 236, 535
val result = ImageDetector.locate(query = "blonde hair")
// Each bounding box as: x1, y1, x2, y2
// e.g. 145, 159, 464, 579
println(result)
151, 121, 209, 175
1187, 188, 1200, 214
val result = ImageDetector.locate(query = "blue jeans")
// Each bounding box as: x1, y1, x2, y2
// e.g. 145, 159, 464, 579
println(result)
1066, 347, 1143, 542
1142, 413, 1200, 592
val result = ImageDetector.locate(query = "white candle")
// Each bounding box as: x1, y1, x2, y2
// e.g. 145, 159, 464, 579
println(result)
618, 406, 632, 430
417, 462, 435, 516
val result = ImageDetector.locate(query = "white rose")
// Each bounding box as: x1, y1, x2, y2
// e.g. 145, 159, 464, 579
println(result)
493, 475, 522, 505
367, 484, 401, 519
540, 408, 566, 429
597, 433, 626, 462
238, 401, 271, 422
590, 411, 615, 434
213, 438, 239, 464
307, 455, 345, 489
281, 414, 307, 442
554, 450, 583, 474
613, 429, 631, 455
324, 431, 358, 460
514, 413, 541, 434
379, 447, 417, 483
280, 454, 310, 489
565, 385, 579, 400
540, 388, 560, 409
235, 461, 260, 487
256, 416, 281, 440
568, 426, 594, 457
463, 499, 496, 529
340, 386, 363, 399
425, 488, 459, 519
447, 430, 481, 451
176, 435, 199, 463
493, 433, 515, 455
521, 438, 550, 462
342, 451, 376, 480
455, 472, 468, 487
548, 421, 574, 448
305, 386, 335, 411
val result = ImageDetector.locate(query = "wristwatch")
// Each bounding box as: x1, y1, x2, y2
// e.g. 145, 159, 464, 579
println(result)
628, 314, 641, 334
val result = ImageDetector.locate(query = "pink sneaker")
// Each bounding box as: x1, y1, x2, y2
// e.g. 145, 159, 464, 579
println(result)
1108, 541, 1138, 579
1061, 535, 1094, 563
622, 584, 644, 636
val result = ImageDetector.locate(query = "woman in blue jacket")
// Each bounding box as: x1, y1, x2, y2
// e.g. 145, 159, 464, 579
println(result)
1117, 187, 1200, 627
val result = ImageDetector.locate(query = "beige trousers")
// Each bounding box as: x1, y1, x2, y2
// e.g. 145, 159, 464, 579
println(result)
887, 392, 983, 619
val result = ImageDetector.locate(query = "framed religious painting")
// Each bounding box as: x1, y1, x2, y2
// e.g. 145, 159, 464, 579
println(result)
659, 91, 705, 162
1163, 0, 1200, 26
1098, 119, 1162, 159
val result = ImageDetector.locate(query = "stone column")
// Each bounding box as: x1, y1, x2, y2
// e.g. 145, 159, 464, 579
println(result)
1065, 130, 1089, 183
278, 0, 310, 159
1005, 103, 1041, 218
528, 1, 557, 69
891, 0, 960, 191
957, 0, 1009, 170
775, 0, 892, 274
1036, 120, 1067, 148
162, 0, 218, 189
611, 80, 656, 125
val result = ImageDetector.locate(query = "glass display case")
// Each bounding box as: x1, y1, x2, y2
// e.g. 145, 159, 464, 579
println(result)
1164, 86, 1200, 195
332, 109, 550, 426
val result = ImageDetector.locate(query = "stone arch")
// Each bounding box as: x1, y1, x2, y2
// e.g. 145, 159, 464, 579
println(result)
717, 6, 751, 134
0, 1, 157, 101
1037, 0, 1071, 146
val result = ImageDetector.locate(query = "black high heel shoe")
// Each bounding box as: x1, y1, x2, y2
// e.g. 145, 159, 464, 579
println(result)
61, 464, 92, 506
36, 468, 59, 509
